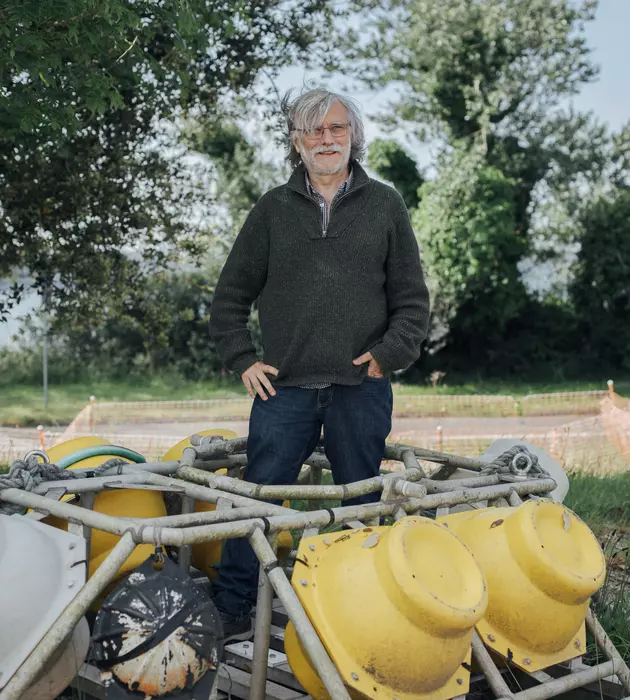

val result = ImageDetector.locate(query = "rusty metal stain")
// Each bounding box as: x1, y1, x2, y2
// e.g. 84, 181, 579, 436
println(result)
490, 519, 504, 529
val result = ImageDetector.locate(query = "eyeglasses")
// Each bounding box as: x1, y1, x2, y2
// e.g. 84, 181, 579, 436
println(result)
296, 123, 349, 140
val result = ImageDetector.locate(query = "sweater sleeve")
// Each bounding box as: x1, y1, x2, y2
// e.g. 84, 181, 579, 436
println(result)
368, 195, 431, 375
209, 206, 269, 376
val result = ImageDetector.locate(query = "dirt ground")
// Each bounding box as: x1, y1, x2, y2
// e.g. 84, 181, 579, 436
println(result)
1, 413, 591, 465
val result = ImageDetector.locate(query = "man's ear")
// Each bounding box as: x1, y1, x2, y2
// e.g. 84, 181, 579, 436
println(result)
291, 133, 302, 157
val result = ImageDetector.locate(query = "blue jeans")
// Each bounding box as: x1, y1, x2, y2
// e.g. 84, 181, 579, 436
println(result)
213, 379, 393, 617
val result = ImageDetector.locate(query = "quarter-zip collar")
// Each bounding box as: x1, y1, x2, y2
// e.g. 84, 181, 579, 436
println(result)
286, 160, 373, 241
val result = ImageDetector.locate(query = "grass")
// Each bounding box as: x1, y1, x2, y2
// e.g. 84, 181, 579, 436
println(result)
565, 472, 630, 665
0, 375, 246, 427
1, 374, 629, 427
565, 471, 630, 529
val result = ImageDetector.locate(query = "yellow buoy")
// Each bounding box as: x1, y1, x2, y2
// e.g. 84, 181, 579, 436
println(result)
162, 429, 237, 581
438, 500, 606, 671
285, 517, 488, 700
161, 429, 294, 579
46, 437, 167, 581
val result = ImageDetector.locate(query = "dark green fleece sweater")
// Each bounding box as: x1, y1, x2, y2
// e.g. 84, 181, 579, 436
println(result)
209, 161, 430, 386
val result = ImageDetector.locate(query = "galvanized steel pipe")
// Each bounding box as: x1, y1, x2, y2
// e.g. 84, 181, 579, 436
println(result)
512, 660, 616, 700
0, 531, 136, 700
249, 528, 352, 700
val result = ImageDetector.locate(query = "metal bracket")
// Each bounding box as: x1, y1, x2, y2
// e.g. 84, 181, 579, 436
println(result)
225, 641, 288, 668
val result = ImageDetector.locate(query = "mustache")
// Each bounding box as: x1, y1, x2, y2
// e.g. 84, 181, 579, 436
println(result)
311, 144, 344, 154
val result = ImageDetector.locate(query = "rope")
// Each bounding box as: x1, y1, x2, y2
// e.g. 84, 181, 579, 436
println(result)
0, 455, 130, 515
480, 445, 549, 481
0, 454, 78, 515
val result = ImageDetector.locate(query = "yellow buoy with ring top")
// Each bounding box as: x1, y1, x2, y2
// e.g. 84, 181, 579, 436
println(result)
45, 436, 167, 583
284, 516, 488, 700
438, 499, 606, 671
161, 429, 294, 579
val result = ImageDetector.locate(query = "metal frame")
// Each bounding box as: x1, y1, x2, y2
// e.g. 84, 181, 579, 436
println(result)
0, 436, 628, 700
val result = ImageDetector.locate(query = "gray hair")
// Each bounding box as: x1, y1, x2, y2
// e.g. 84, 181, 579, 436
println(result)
281, 88, 366, 169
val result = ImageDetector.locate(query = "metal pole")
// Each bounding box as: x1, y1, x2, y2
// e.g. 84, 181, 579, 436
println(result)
41, 285, 49, 410
0, 488, 132, 535
512, 660, 616, 700
0, 531, 136, 700
471, 631, 514, 699
178, 466, 423, 502
308, 464, 323, 511
249, 528, 352, 700
422, 475, 501, 493
249, 535, 277, 700
586, 608, 630, 691
42, 329, 48, 410
401, 449, 427, 478
178, 496, 194, 573
405, 479, 557, 508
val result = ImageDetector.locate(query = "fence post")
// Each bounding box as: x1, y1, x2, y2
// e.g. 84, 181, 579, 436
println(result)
37, 425, 46, 450
89, 395, 96, 432
436, 425, 443, 452
607, 379, 615, 397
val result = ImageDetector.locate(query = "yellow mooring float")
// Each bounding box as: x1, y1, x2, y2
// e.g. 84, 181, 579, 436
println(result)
161, 429, 294, 579
284, 516, 488, 700
45, 436, 167, 585
438, 499, 606, 671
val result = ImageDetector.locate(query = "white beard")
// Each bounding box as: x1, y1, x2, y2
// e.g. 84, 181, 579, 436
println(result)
301, 142, 351, 176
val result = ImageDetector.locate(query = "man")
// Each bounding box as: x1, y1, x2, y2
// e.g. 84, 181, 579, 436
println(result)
208, 88, 430, 640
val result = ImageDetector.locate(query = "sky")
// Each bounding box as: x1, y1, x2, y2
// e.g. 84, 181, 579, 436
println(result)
1, 1, 628, 346
271, 0, 630, 170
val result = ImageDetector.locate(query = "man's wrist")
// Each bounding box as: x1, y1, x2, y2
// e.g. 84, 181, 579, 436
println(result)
231, 354, 260, 377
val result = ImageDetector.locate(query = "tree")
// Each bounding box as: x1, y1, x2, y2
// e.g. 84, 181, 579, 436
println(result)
334, 0, 601, 244
413, 148, 528, 366
570, 188, 630, 370
0, 0, 335, 319
367, 139, 424, 209
182, 118, 284, 274
337, 0, 597, 144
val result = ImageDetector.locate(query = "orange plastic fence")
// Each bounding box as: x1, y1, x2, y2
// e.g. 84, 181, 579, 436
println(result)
1, 387, 627, 473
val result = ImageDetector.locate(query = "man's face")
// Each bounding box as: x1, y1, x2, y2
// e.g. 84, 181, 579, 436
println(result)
296, 100, 352, 177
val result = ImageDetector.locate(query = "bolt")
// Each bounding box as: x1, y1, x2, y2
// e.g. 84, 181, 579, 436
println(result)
323, 538, 330, 545
487, 634, 495, 642
457, 678, 463, 685
270, 653, 276, 659
575, 640, 581, 649
351, 673, 359, 681
69, 542, 76, 550
68, 581, 76, 588
300, 579, 308, 586
309, 544, 316, 551
524, 658, 531, 665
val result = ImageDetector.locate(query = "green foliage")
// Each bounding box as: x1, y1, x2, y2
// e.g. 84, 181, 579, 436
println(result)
566, 472, 630, 529
338, 0, 598, 144
182, 118, 284, 277
1, 0, 333, 143
44, 271, 224, 380
413, 149, 528, 363
570, 188, 630, 370
367, 139, 424, 209
0, 0, 334, 319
